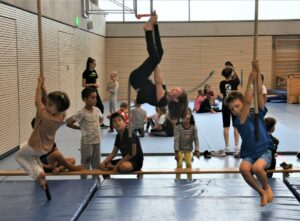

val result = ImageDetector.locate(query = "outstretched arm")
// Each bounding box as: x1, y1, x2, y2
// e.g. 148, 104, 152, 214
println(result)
66, 117, 80, 130
252, 60, 265, 110
239, 72, 254, 124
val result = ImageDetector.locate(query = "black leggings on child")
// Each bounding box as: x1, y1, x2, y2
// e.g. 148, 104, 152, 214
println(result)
129, 25, 167, 107
197, 98, 212, 113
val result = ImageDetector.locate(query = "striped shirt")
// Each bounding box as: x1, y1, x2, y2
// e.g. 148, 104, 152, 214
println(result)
174, 124, 200, 152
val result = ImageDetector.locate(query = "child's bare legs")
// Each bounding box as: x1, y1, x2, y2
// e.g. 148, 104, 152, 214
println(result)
252, 159, 273, 203
47, 151, 83, 172
239, 160, 268, 206
118, 161, 134, 173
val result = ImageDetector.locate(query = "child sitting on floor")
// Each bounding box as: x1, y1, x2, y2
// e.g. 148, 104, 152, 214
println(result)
99, 113, 144, 173
174, 108, 200, 180
131, 100, 147, 137
193, 90, 215, 113
225, 60, 275, 207
107, 101, 129, 133
264, 117, 279, 178
146, 107, 160, 133
150, 107, 174, 137
203, 84, 216, 106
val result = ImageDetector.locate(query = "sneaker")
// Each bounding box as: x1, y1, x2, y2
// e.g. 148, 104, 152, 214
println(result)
203, 150, 212, 159
233, 150, 240, 158
280, 162, 293, 169
225, 145, 230, 153
211, 149, 226, 157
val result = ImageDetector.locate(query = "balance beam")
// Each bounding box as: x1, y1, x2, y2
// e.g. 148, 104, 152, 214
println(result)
1, 168, 300, 176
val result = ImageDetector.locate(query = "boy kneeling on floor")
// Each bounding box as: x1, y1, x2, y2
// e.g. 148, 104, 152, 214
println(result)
99, 112, 144, 174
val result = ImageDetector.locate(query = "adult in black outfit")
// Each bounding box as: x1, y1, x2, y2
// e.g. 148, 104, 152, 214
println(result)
82, 57, 108, 128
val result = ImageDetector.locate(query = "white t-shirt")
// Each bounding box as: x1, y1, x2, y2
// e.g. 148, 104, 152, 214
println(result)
72, 107, 102, 144
159, 114, 166, 125
250, 85, 267, 108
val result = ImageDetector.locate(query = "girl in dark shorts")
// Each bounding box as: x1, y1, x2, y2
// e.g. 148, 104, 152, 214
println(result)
129, 11, 188, 121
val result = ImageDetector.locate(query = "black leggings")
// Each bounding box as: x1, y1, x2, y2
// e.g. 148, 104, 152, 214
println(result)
129, 25, 164, 106
197, 98, 212, 113
96, 90, 104, 114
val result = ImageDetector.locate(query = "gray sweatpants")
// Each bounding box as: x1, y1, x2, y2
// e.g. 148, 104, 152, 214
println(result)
80, 143, 100, 179
109, 93, 117, 114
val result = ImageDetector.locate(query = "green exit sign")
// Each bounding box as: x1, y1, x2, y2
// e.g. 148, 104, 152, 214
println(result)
75, 16, 80, 27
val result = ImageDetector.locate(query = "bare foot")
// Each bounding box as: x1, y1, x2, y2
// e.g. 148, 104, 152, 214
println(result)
264, 185, 273, 203
143, 22, 153, 31
52, 167, 60, 175
150, 10, 157, 25
260, 191, 268, 207
72, 164, 84, 171
37, 172, 47, 190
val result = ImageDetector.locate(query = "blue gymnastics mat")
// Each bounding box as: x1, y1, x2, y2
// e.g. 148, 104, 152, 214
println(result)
0, 179, 96, 221
80, 178, 300, 221
284, 177, 300, 202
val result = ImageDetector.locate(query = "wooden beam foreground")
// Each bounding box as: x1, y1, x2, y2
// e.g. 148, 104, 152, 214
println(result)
0, 168, 299, 176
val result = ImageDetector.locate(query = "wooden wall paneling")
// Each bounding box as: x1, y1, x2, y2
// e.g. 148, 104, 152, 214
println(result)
74, 31, 106, 112
75, 30, 91, 111
0, 3, 106, 155
16, 10, 40, 143
58, 31, 76, 117
287, 73, 300, 104
106, 38, 132, 101
0, 2, 16, 19
91, 35, 106, 104
274, 37, 300, 88
42, 19, 59, 93
106, 36, 272, 100
0, 16, 19, 155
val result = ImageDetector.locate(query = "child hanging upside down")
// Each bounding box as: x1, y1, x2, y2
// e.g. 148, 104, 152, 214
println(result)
129, 11, 188, 121
225, 60, 275, 207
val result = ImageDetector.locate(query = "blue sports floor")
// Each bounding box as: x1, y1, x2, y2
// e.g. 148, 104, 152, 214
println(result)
1, 178, 300, 221
54, 101, 300, 155
0, 102, 300, 221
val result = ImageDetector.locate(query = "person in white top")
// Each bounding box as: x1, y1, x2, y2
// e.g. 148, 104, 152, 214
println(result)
106, 71, 119, 114
67, 87, 103, 179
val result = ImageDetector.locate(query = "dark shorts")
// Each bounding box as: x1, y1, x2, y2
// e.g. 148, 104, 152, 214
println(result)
40, 143, 56, 165
111, 158, 143, 172
222, 104, 237, 128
